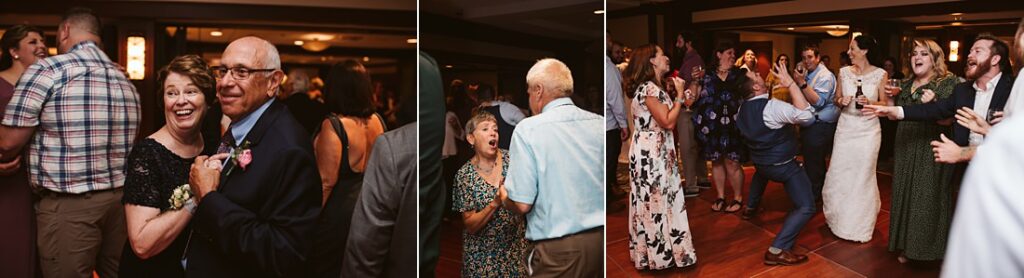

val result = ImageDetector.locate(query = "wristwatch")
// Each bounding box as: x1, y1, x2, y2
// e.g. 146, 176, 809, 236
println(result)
799, 83, 809, 89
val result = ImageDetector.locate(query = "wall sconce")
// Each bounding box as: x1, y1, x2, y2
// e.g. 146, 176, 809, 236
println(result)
949, 40, 960, 62
126, 36, 145, 80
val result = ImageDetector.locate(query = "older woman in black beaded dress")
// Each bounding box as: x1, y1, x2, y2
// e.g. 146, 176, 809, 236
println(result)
119, 55, 219, 277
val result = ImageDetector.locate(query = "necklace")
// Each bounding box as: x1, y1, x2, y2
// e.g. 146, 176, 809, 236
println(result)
474, 157, 498, 176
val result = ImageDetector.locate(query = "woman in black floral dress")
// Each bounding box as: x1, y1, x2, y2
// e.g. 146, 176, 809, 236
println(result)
120, 55, 217, 277
622, 44, 698, 270
693, 42, 747, 213
452, 112, 528, 277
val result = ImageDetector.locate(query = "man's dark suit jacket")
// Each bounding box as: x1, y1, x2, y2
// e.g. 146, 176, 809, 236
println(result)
902, 72, 1014, 182
186, 101, 322, 277
340, 123, 417, 277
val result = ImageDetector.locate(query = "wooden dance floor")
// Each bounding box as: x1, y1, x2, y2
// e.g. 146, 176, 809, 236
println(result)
434, 164, 943, 277
606, 165, 943, 278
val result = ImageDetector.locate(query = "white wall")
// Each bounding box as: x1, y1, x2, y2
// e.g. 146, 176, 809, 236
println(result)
738, 31, 797, 63
608, 15, 649, 48
820, 38, 850, 69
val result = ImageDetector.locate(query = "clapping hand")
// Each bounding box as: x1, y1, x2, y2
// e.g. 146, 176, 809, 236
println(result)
954, 107, 993, 136
670, 76, 686, 99
920, 89, 936, 103
495, 178, 508, 207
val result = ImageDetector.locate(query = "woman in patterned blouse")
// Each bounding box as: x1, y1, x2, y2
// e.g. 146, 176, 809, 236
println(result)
451, 111, 529, 277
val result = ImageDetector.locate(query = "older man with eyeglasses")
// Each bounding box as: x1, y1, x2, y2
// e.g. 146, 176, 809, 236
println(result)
184, 36, 322, 277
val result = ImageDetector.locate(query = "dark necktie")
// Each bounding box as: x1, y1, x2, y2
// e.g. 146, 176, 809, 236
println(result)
217, 131, 236, 154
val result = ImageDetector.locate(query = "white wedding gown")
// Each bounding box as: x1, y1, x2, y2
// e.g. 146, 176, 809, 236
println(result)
822, 66, 884, 242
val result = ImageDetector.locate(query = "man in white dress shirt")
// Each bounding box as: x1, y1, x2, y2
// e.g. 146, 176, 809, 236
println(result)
735, 63, 817, 266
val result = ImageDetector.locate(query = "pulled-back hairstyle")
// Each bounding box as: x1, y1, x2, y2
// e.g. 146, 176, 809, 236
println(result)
0, 24, 44, 71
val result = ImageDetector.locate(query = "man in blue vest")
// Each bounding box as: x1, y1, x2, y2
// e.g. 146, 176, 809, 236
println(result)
735, 62, 816, 266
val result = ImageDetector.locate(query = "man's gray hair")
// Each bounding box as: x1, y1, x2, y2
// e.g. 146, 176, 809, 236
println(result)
526, 58, 573, 97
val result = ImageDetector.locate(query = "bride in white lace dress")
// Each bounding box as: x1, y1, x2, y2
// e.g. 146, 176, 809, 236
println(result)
822, 35, 890, 242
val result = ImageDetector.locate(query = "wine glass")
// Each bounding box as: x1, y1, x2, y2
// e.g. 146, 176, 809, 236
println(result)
691, 65, 704, 81
886, 78, 900, 97
683, 89, 694, 112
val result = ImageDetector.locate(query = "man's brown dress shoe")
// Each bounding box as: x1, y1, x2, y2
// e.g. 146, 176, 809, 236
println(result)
764, 250, 808, 266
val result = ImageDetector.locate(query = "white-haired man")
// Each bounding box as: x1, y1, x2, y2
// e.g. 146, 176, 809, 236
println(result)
186, 36, 322, 277
499, 58, 604, 277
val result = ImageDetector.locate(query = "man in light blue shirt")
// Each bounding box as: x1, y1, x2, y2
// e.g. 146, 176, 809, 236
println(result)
500, 58, 604, 277
793, 45, 837, 200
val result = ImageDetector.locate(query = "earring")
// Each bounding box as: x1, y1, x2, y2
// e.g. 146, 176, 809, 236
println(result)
13, 55, 19, 60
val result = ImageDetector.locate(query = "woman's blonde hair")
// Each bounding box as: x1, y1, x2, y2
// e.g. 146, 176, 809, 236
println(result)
907, 39, 950, 81
465, 111, 497, 136
1013, 17, 1024, 73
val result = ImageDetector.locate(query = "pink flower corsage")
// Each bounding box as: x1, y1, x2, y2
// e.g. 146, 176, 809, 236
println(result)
238, 149, 252, 170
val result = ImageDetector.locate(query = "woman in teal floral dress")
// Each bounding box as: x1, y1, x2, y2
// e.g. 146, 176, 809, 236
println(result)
887, 39, 958, 263
452, 112, 529, 277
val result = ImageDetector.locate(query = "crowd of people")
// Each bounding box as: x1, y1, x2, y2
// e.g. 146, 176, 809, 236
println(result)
607, 17, 1024, 272
0, 7, 416, 278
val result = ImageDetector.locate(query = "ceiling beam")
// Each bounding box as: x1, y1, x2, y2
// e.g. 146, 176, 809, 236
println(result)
191, 42, 414, 59
420, 13, 586, 53
695, 1, 1024, 30
0, 0, 415, 29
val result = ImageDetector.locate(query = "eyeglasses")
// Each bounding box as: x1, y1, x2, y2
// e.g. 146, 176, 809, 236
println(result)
210, 66, 276, 80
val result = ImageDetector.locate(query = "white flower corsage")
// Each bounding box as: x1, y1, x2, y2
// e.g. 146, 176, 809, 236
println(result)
169, 184, 194, 211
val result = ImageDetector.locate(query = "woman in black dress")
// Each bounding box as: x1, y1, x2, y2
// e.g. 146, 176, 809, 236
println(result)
120, 55, 217, 277
309, 60, 387, 277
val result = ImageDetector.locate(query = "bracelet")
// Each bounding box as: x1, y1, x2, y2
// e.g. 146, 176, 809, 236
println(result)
799, 83, 808, 89
675, 98, 685, 104
183, 198, 198, 214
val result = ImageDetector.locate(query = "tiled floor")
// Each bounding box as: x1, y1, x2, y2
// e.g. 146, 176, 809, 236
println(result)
434, 162, 944, 277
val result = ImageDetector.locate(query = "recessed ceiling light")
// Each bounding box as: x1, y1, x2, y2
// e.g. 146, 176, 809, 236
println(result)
787, 27, 795, 31
294, 40, 304, 46
594, 9, 604, 15
210, 31, 223, 37
951, 13, 963, 16
363, 56, 370, 62
951, 22, 963, 26
407, 38, 418, 44
445, 65, 453, 69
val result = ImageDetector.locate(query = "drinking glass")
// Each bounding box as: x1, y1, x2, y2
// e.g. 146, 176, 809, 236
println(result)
987, 108, 1003, 124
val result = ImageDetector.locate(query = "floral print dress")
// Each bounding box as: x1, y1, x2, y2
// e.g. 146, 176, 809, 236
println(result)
628, 81, 697, 270
692, 69, 747, 162
452, 150, 529, 277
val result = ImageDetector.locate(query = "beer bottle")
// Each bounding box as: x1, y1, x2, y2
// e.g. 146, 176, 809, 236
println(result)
855, 79, 865, 109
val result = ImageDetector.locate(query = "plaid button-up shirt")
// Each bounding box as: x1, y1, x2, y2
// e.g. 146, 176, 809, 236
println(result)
2, 41, 140, 194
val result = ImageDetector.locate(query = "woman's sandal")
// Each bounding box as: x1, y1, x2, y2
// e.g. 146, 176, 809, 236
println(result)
724, 200, 743, 213
711, 198, 725, 212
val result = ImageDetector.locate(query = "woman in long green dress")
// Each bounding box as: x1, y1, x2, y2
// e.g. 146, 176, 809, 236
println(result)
887, 39, 958, 262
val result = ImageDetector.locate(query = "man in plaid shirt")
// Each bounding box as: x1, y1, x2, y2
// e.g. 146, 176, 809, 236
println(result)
0, 7, 140, 277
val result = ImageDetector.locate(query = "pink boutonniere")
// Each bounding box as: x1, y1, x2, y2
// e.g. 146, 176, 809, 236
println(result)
224, 141, 253, 176
238, 149, 252, 170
